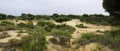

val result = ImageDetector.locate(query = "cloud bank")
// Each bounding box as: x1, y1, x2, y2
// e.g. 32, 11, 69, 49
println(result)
0, 0, 109, 15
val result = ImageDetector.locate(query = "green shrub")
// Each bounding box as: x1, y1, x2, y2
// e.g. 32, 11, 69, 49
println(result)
21, 28, 47, 51
37, 20, 47, 26
50, 29, 71, 46
82, 14, 89, 17
46, 22, 56, 28
49, 38, 58, 44
55, 17, 71, 23
79, 29, 120, 51
25, 22, 34, 29
17, 23, 26, 28
54, 24, 75, 33
0, 21, 15, 30
51, 29, 71, 37
0, 21, 14, 26
44, 26, 52, 32
108, 29, 120, 37
80, 33, 95, 40
17, 22, 34, 29
37, 21, 55, 27
76, 24, 87, 28
0, 13, 7, 20
80, 16, 111, 25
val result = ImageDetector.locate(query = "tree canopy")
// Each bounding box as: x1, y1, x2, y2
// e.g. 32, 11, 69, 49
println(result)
103, 0, 120, 25
103, 0, 120, 16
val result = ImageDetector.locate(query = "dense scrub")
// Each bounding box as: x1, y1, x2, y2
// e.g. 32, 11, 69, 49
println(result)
0, 13, 117, 25
15, 20, 75, 50
76, 24, 87, 28
80, 16, 112, 25
79, 29, 120, 51
0, 13, 120, 51
0, 21, 15, 31
37, 21, 75, 33
17, 22, 34, 29
21, 27, 47, 51
55, 17, 71, 23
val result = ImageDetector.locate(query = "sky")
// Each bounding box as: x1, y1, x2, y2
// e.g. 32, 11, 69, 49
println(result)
0, 0, 109, 15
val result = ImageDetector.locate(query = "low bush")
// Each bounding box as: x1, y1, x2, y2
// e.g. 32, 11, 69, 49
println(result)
51, 29, 71, 37
80, 16, 111, 25
21, 28, 47, 51
0, 21, 15, 30
44, 26, 52, 32
0, 21, 14, 26
25, 22, 34, 29
55, 17, 71, 23
37, 20, 55, 28
49, 38, 58, 44
37, 20, 47, 26
50, 29, 71, 46
80, 33, 95, 40
17, 22, 34, 29
76, 24, 87, 28
54, 24, 75, 33
79, 29, 120, 51
17, 23, 26, 28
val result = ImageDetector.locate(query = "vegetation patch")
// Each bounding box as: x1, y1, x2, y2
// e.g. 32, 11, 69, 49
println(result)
78, 29, 120, 51
76, 24, 87, 28
0, 21, 15, 31
17, 22, 34, 29
55, 17, 71, 23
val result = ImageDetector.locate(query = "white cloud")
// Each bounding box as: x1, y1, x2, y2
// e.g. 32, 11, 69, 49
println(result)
0, 0, 109, 15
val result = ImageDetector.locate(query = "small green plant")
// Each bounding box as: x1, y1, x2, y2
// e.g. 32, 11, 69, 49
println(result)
49, 38, 58, 44
44, 26, 52, 32
37, 20, 47, 26
0, 21, 14, 26
76, 24, 87, 28
55, 17, 71, 23
17, 22, 34, 29
51, 29, 71, 37
80, 33, 95, 40
54, 24, 75, 33
17, 23, 26, 28
37, 20, 55, 27
0, 21, 15, 30
21, 27, 47, 51
25, 22, 34, 29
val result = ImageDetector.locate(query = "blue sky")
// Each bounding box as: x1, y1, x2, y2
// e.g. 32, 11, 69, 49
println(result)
0, 0, 109, 15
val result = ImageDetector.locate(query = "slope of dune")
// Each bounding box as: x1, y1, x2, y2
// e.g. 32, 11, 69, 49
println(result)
46, 19, 113, 51
0, 19, 113, 51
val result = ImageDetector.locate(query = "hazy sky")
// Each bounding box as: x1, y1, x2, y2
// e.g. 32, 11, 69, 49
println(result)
0, 0, 109, 15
